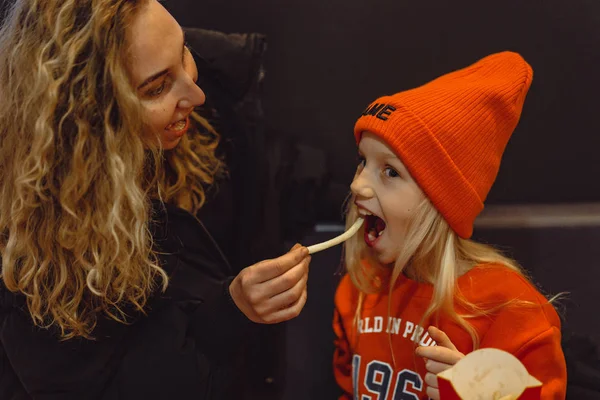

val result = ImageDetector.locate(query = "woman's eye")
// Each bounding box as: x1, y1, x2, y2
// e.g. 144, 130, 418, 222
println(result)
183, 44, 191, 63
383, 166, 399, 178
147, 81, 166, 97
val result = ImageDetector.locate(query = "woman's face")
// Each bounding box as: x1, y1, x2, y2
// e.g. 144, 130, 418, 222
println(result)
127, 0, 205, 150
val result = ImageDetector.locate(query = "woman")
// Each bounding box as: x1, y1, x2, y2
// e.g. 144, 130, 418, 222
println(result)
0, 0, 310, 398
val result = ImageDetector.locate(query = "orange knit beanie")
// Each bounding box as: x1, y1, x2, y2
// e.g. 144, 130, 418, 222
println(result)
354, 51, 533, 238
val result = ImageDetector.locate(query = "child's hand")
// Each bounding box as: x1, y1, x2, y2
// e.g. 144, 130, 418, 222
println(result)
415, 326, 465, 400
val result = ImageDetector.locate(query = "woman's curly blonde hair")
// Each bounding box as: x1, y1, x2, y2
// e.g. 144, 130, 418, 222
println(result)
0, 0, 222, 339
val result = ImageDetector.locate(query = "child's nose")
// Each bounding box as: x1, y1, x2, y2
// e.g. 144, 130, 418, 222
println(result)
351, 173, 375, 199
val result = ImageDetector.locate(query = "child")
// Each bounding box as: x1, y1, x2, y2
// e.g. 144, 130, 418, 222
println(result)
333, 52, 567, 400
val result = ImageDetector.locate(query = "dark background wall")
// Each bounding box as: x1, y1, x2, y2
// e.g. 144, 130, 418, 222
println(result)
166, 0, 600, 219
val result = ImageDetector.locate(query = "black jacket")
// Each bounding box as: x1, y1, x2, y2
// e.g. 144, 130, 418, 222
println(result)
0, 200, 250, 400
185, 28, 289, 399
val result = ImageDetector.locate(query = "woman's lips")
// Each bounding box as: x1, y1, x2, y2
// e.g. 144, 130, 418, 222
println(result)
164, 116, 189, 140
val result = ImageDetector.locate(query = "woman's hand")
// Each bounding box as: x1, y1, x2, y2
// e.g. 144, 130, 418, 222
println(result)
229, 244, 311, 324
415, 326, 465, 400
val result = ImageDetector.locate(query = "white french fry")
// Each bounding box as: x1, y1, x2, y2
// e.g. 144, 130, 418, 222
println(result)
307, 218, 364, 254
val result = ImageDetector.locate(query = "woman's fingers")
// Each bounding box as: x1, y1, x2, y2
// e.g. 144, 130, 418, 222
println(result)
261, 255, 310, 297
259, 268, 309, 315
248, 245, 309, 283
261, 287, 308, 324
228, 244, 311, 324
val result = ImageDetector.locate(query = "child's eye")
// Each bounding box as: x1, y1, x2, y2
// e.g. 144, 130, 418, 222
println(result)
357, 155, 366, 168
383, 166, 399, 178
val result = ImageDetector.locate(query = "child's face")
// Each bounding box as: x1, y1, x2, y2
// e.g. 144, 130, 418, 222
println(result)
351, 132, 425, 265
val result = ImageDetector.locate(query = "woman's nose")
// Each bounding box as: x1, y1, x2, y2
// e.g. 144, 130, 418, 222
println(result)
177, 83, 206, 110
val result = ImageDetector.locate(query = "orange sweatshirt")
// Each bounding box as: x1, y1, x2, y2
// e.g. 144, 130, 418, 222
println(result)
333, 264, 567, 399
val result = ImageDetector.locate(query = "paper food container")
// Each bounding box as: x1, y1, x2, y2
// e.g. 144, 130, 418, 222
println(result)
438, 348, 542, 400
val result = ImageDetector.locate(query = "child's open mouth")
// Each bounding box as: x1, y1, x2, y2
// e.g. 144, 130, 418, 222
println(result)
364, 214, 386, 247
